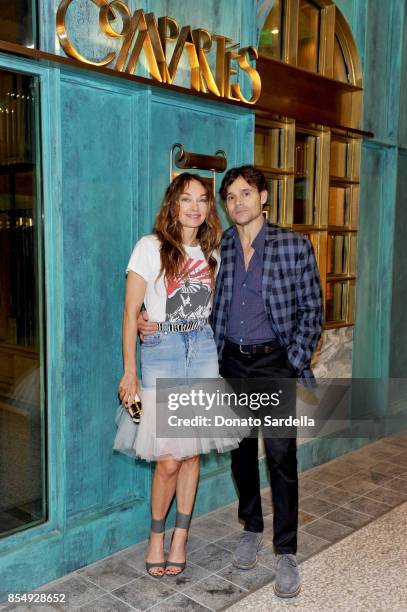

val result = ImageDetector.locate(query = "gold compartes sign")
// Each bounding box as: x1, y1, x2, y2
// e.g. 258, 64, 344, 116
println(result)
56, 0, 261, 104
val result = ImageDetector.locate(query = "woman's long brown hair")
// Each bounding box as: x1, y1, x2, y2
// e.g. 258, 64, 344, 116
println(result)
154, 173, 222, 287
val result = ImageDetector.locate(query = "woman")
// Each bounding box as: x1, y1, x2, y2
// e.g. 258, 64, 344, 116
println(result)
115, 173, 241, 578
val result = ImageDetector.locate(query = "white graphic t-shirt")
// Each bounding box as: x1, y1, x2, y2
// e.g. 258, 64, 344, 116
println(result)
126, 234, 219, 322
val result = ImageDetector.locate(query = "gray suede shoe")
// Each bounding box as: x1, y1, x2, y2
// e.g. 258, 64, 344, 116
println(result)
232, 531, 263, 569
274, 554, 301, 598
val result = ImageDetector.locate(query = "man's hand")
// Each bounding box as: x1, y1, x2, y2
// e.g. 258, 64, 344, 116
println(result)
137, 310, 158, 341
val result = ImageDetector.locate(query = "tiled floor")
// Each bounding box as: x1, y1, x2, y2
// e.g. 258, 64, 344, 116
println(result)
2, 431, 407, 611
226, 500, 407, 612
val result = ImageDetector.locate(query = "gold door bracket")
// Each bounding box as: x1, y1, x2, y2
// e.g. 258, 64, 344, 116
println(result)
170, 143, 227, 195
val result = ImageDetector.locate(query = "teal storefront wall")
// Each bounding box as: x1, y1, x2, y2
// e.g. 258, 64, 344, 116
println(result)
0, 0, 406, 595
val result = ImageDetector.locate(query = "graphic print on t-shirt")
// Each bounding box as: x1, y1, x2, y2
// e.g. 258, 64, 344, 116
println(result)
165, 258, 212, 321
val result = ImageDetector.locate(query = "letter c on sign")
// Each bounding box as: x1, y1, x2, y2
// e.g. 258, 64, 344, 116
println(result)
56, 0, 116, 66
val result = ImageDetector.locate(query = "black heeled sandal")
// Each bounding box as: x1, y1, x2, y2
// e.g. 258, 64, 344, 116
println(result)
165, 511, 192, 576
145, 517, 166, 578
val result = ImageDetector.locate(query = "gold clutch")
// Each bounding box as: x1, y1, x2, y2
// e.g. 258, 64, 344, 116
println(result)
124, 394, 142, 424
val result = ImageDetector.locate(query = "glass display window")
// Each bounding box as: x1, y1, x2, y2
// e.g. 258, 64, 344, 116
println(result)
258, 0, 284, 60
294, 132, 317, 225
259, 0, 361, 87
0, 1, 37, 48
255, 119, 360, 329
298, 0, 321, 72
0, 68, 45, 538
326, 280, 348, 323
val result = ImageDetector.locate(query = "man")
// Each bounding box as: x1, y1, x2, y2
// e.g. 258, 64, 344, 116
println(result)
139, 165, 323, 598
213, 165, 323, 598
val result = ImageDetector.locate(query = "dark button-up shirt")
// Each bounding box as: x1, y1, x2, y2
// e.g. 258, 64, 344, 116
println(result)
226, 221, 277, 344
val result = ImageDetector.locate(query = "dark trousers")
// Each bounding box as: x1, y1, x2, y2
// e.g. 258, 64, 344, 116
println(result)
219, 342, 298, 554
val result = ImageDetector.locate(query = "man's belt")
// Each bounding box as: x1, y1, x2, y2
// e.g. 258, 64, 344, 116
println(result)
224, 339, 282, 355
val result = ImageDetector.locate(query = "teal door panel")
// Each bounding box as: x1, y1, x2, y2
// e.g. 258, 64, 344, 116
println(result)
353, 143, 396, 381
390, 150, 407, 377
60, 75, 149, 517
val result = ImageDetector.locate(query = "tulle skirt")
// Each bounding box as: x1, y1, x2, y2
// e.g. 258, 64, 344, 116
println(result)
113, 386, 248, 462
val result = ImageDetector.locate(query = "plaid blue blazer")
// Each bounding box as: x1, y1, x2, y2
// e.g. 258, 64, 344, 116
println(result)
210, 222, 324, 387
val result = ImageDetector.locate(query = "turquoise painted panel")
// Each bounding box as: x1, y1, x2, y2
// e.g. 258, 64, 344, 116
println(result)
134, 89, 153, 235
353, 144, 383, 378
335, 0, 355, 26
390, 150, 407, 377
40, 0, 57, 53
60, 75, 150, 517
335, 0, 367, 73
362, 0, 404, 140
352, 143, 396, 380
399, 3, 407, 147
149, 0, 243, 38
349, 0, 367, 69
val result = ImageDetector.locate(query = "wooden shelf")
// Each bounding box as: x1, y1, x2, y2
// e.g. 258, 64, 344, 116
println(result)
324, 321, 354, 329
327, 226, 358, 233
329, 176, 359, 187
256, 166, 295, 176
326, 274, 356, 282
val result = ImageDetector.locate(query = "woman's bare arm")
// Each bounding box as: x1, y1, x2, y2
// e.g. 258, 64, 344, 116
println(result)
118, 271, 147, 405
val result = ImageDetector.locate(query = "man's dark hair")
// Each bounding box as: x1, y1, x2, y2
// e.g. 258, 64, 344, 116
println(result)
219, 165, 268, 201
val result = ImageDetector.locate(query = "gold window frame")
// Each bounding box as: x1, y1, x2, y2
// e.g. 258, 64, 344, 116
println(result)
256, 1, 363, 329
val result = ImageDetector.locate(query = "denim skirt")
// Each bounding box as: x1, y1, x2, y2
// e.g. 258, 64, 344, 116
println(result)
113, 324, 246, 461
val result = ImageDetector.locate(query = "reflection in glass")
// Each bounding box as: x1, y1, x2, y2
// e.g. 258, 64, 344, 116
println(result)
327, 234, 347, 275
326, 281, 347, 322
255, 126, 285, 169
303, 232, 319, 262
349, 234, 357, 274
348, 281, 355, 323
264, 176, 284, 224
330, 138, 349, 179
294, 132, 317, 225
329, 186, 349, 226
333, 33, 350, 83
259, 0, 283, 59
0, 0, 37, 47
0, 69, 45, 537
349, 186, 359, 229
298, 0, 321, 72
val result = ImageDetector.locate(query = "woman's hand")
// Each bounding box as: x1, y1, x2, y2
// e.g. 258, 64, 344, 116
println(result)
118, 372, 141, 407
